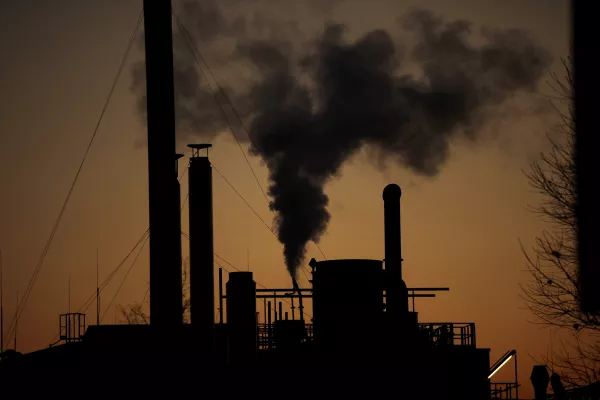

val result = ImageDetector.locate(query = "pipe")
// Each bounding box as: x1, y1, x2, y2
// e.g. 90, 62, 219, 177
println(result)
279, 302, 283, 322
267, 301, 272, 350
188, 146, 215, 352
291, 298, 295, 320
383, 184, 408, 315
143, 0, 182, 327
219, 268, 224, 324
292, 277, 304, 322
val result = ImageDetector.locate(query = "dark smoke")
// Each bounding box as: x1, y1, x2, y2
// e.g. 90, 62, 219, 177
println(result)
130, 0, 313, 146
131, 2, 552, 278
242, 12, 551, 277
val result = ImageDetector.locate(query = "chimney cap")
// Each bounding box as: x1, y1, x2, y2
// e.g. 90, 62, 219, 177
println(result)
383, 183, 402, 201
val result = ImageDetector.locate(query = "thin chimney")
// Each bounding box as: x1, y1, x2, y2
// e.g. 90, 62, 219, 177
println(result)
383, 184, 408, 315
188, 144, 215, 353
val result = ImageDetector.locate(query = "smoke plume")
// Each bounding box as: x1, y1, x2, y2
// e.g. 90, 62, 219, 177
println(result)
131, 2, 552, 278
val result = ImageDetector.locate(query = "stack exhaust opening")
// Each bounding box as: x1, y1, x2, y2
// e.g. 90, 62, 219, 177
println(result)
187, 144, 215, 354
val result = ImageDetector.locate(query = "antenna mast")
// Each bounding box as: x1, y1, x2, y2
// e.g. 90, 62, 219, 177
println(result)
14, 291, 18, 351
1, 250, 4, 355
96, 248, 100, 326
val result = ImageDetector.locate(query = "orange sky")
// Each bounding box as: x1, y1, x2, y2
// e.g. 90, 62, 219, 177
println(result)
0, 0, 569, 396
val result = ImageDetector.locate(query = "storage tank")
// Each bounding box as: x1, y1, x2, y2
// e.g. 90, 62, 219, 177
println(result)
310, 259, 383, 360
226, 272, 257, 367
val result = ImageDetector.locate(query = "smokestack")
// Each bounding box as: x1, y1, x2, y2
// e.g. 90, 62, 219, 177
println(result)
226, 272, 257, 367
383, 184, 408, 315
188, 144, 215, 354
143, 0, 183, 326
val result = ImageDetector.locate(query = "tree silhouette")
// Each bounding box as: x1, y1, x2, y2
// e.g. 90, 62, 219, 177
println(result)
119, 257, 191, 324
520, 56, 600, 388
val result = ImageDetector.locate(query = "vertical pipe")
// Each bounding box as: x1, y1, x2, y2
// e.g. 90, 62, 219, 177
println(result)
14, 291, 18, 351
383, 184, 408, 315
267, 301, 272, 350
143, 0, 182, 327
218, 268, 224, 324
0, 250, 3, 355
96, 249, 100, 326
514, 353, 519, 400
291, 297, 295, 320
285, 312, 289, 321
279, 302, 283, 322
188, 151, 215, 352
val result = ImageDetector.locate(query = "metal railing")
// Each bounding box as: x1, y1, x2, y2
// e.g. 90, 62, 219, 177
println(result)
490, 383, 519, 399
417, 322, 476, 347
257, 321, 475, 350
59, 313, 86, 343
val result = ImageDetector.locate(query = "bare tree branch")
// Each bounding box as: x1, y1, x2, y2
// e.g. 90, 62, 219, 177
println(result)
119, 257, 191, 324
520, 56, 600, 388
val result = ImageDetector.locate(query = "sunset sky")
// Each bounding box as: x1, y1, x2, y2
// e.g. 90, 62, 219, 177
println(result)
0, 0, 569, 395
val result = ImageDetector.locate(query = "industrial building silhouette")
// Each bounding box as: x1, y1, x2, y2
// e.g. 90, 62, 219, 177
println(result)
0, 2, 525, 399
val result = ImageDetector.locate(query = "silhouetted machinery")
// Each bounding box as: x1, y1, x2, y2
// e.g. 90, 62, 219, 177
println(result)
0, 3, 493, 398
213, 183, 491, 399
3, 180, 492, 399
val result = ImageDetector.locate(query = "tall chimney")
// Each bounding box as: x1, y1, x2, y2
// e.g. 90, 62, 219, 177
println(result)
188, 144, 215, 354
143, 0, 183, 326
383, 184, 408, 315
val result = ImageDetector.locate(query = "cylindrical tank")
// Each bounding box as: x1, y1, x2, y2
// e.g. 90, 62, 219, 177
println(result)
311, 259, 383, 357
226, 272, 257, 367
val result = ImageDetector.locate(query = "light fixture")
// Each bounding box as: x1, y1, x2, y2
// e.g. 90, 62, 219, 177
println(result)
489, 349, 517, 379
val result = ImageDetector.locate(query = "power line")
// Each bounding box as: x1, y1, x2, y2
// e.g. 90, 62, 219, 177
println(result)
170, 8, 327, 262
172, 9, 270, 206
212, 164, 275, 241
3, 9, 144, 351
45, 228, 149, 345
101, 233, 149, 322
78, 158, 190, 325
211, 163, 312, 280
80, 229, 149, 314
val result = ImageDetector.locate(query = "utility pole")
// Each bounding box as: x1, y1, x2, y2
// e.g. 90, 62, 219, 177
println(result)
1, 250, 4, 355
14, 291, 18, 351
97, 248, 100, 326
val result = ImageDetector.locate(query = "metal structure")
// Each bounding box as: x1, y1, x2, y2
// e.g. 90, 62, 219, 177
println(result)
59, 313, 86, 343
383, 184, 408, 316
0, 3, 529, 399
489, 350, 519, 399
143, 0, 182, 327
188, 144, 214, 354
